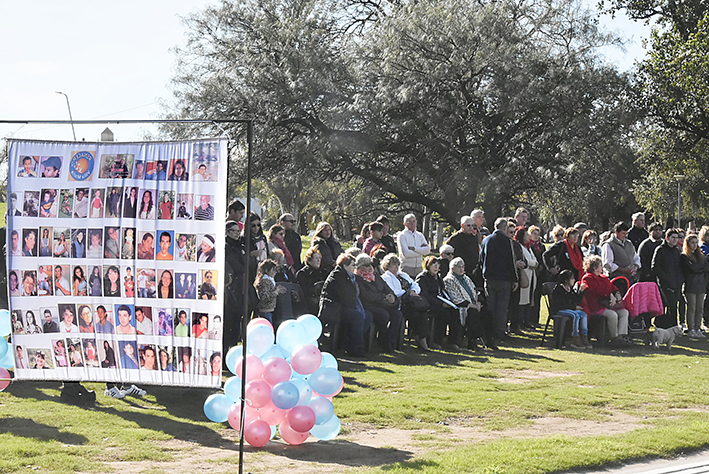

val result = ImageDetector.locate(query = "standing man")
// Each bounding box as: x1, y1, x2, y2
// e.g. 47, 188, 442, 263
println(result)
226, 199, 245, 232
445, 216, 480, 279
514, 207, 529, 227
479, 217, 522, 342
652, 229, 684, 328
280, 213, 303, 270
638, 222, 664, 282
628, 212, 649, 250
602, 222, 641, 284
471, 209, 489, 241
397, 214, 430, 277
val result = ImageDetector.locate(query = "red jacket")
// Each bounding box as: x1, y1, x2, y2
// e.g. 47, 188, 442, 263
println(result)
581, 272, 615, 316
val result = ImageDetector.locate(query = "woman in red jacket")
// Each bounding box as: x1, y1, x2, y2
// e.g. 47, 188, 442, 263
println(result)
581, 255, 630, 345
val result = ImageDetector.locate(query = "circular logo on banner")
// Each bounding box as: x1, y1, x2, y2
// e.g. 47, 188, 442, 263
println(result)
69, 151, 95, 181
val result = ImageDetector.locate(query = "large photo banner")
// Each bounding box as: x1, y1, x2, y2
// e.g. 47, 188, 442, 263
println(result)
6, 138, 227, 388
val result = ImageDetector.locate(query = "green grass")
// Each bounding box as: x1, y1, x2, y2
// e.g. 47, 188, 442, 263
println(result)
2, 315, 709, 472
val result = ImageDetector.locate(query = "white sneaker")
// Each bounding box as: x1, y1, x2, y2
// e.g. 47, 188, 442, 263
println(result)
121, 385, 147, 397
105, 386, 126, 399
697, 331, 706, 339
682, 323, 688, 332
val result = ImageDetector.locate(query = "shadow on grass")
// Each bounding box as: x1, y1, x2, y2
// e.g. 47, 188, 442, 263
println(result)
0, 417, 89, 445
254, 439, 416, 467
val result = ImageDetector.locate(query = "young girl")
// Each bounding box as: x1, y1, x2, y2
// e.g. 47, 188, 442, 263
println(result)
680, 234, 709, 338
253, 259, 286, 323
550, 270, 592, 349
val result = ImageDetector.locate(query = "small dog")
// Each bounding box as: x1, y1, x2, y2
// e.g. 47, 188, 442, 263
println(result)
650, 325, 683, 350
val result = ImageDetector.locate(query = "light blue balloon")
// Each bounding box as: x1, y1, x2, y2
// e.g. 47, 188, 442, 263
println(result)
276, 320, 306, 353
270, 381, 299, 410
309, 396, 334, 425
247, 324, 275, 357
291, 377, 313, 405
297, 314, 322, 343
0, 310, 11, 338
310, 414, 340, 440
269, 424, 277, 440
308, 367, 342, 397
0, 350, 12, 369
259, 345, 282, 362
204, 393, 233, 423
320, 352, 338, 370
225, 346, 243, 376
224, 376, 243, 403
0, 338, 8, 360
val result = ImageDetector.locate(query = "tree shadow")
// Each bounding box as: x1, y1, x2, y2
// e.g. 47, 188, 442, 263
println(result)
254, 439, 415, 467
0, 417, 88, 445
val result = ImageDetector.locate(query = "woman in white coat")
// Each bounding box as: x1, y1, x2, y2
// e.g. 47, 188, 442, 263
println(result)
516, 227, 538, 329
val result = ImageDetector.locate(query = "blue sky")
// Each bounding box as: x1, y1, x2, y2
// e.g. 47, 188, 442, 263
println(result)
0, 0, 652, 143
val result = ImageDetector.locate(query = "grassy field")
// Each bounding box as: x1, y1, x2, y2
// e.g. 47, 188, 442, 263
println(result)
2, 326, 709, 473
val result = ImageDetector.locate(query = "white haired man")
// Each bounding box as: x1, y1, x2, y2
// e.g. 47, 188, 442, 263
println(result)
445, 216, 480, 278
627, 212, 648, 250
471, 209, 489, 241
397, 214, 430, 277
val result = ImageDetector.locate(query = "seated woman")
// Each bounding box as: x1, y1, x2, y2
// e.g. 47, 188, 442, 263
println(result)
543, 227, 584, 281
442, 257, 497, 351
310, 222, 343, 274
354, 254, 403, 353
296, 248, 328, 315
550, 270, 592, 349
380, 254, 431, 351
580, 255, 631, 345
319, 253, 372, 357
416, 256, 458, 350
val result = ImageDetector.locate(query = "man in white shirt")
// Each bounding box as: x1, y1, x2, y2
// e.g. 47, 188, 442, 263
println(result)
135, 307, 154, 335
55, 265, 71, 296
602, 221, 641, 283
396, 214, 430, 277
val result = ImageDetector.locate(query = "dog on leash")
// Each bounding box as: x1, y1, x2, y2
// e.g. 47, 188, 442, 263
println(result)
650, 325, 683, 350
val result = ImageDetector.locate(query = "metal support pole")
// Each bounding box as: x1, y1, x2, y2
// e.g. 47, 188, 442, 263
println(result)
238, 120, 253, 474
674, 175, 685, 227
55, 92, 77, 141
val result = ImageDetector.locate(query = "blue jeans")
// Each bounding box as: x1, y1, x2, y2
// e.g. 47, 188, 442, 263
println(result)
558, 309, 588, 336
340, 306, 372, 357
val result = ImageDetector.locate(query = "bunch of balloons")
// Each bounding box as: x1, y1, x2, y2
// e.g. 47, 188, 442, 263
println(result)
0, 310, 14, 391
203, 314, 343, 447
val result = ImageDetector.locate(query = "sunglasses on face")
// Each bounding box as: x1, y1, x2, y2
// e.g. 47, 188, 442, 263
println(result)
284, 219, 296, 224
441, 252, 453, 256
251, 223, 261, 228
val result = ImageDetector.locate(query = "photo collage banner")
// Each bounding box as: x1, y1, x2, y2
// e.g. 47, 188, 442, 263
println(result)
6, 138, 227, 388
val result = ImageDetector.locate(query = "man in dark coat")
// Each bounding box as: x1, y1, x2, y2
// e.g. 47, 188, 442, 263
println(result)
628, 212, 649, 250
637, 222, 663, 282
652, 228, 683, 328
280, 213, 303, 271
445, 216, 480, 279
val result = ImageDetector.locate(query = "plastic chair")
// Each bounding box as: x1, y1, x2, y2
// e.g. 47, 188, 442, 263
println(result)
539, 281, 572, 348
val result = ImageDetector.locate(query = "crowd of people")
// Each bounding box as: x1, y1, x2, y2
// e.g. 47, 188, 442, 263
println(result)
222, 203, 709, 357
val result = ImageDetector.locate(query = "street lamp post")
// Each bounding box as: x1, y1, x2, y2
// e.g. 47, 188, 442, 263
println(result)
674, 174, 686, 227
55, 91, 77, 141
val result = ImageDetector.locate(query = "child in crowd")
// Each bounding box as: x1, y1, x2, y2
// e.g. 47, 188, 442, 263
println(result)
254, 259, 286, 323
550, 270, 592, 349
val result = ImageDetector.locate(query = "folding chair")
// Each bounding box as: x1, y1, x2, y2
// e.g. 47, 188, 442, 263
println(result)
539, 281, 572, 348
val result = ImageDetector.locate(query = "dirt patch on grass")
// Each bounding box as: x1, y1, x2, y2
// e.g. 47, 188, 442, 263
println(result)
100, 414, 643, 474
495, 369, 582, 384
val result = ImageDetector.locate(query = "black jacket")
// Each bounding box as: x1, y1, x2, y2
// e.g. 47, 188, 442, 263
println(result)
415, 271, 447, 310
543, 240, 582, 280
319, 265, 360, 323
652, 241, 683, 290
628, 226, 649, 250
445, 231, 479, 277
310, 236, 344, 274
680, 253, 709, 294
549, 283, 584, 316
356, 273, 396, 310
296, 265, 328, 314
638, 238, 662, 282
284, 229, 303, 271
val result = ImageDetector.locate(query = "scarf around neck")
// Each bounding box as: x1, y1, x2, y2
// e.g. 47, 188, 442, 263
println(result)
273, 237, 294, 266
355, 267, 375, 282
565, 239, 584, 275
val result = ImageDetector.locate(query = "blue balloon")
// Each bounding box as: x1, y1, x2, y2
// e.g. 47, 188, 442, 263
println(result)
310, 414, 341, 440
0, 338, 8, 361
204, 393, 233, 423
247, 324, 275, 357
320, 352, 338, 370
224, 376, 243, 403
270, 381, 299, 410
276, 320, 306, 353
269, 424, 277, 440
0, 350, 12, 369
225, 346, 243, 376
260, 344, 290, 362
290, 377, 313, 405
309, 396, 334, 425
297, 314, 322, 343
308, 367, 342, 396
0, 310, 10, 338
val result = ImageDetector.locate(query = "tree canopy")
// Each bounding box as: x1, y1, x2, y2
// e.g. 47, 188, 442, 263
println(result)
167, 0, 637, 228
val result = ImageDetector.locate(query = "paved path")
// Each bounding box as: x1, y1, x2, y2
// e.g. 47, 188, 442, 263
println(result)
577, 449, 709, 474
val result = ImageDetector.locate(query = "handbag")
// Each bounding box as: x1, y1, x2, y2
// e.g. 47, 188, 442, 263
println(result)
511, 240, 530, 289
397, 274, 430, 311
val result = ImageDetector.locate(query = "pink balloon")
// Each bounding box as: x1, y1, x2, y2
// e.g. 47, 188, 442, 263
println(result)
0, 368, 10, 391
245, 380, 272, 408
227, 402, 260, 432
248, 318, 273, 331
263, 357, 292, 386
279, 420, 310, 445
290, 344, 322, 375
235, 354, 264, 381
244, 419, 272, 447
259, 401, 287, 426
286, 405, 316, 433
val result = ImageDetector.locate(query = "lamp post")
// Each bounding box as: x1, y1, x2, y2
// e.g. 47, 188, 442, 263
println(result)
55, 91, 77, 141
674, 174, 686, 227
